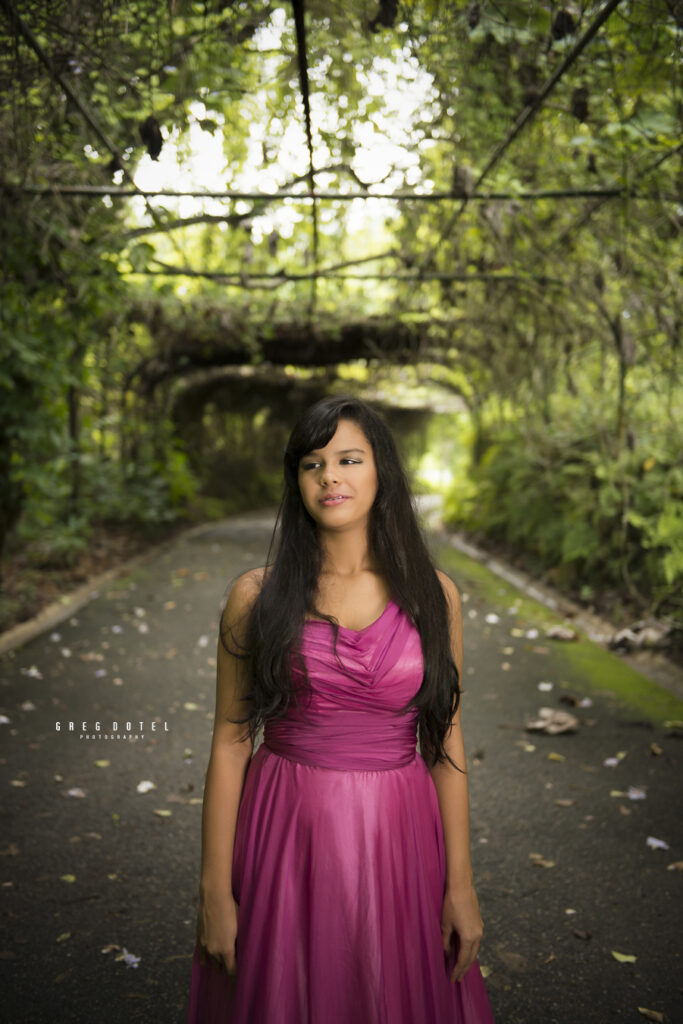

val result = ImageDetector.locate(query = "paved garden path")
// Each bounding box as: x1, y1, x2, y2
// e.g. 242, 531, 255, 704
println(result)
2, 511, 681, 1023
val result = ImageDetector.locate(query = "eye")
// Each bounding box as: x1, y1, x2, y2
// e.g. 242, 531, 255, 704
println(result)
341, 458, 361, 465
300, 460, 320, 471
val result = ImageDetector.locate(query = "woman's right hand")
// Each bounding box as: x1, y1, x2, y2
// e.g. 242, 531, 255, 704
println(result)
196, 888, 239, 976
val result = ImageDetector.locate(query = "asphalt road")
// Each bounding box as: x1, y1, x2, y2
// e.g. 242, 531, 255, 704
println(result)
1, 511, 681, 1024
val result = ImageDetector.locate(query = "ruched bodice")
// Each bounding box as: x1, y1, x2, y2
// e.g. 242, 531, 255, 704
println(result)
262, 599, 423, 771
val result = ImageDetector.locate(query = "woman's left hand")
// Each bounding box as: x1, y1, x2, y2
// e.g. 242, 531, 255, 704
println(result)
440, 881, 484, 983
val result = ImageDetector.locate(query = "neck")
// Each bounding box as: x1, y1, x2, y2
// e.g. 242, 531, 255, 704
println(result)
318, 522, 375, 578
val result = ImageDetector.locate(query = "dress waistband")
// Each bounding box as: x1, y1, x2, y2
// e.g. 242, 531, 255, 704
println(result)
263, 709, 417, 772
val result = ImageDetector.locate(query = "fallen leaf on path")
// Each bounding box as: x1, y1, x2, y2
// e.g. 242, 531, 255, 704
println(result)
572, 929, 591, 940
666, 860, 683, 871
646, 836, 670, 850
60, 874, 76, 883
649, 743, 662, 756
479, 965, 491, 978
495, 947, 528, 971
637, 1009, 664, 1023
20, 701, 36, 711
136, 780, 156, 794
528, 853, 555, 868
554, 799, 576, 807
66, 788, 86, 798
527, 708, 578, 734
163, 601, 176, 610
537, 681, 553, 692
545, 625, 578, 640
547, 752, 565, 762
94, 760, 110, 768
611, 950, 636, 963
485, 613, 500, 624
184, 702, 200, 711
153, 809, 172, 817
114, 947, 141, 968
10, 780, 27, 787
56, 933, 71, 942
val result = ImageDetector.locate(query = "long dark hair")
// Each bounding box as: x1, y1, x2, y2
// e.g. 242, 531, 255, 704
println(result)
222, 394, 464, 772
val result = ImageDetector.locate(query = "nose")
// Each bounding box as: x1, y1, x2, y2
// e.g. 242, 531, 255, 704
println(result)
321, 466, 339, 486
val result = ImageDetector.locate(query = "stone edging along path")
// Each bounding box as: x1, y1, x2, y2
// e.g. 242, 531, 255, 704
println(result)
2, 510, 682, 703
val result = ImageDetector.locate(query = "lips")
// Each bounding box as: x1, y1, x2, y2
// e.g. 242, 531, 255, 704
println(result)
319, 494, 349, 506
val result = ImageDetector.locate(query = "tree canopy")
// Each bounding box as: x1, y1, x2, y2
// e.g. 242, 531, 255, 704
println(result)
1, 0, 681, 637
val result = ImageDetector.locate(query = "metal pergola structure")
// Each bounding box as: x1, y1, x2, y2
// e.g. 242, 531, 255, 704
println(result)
1, 0, 679, 298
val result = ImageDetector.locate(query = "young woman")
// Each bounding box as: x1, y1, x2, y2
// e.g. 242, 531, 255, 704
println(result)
186, 395, 495, 1023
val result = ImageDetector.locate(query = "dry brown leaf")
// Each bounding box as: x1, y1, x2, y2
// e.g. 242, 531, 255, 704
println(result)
554, 798, 576, 807
495, 947, 528, 971
527, 708, 579, 734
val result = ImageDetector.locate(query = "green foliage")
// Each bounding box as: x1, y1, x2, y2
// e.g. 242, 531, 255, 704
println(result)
443, 413, 683, 621
0, 0, 680, 632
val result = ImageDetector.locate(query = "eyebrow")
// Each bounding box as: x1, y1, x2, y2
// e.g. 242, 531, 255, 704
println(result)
304, 447, 366, 456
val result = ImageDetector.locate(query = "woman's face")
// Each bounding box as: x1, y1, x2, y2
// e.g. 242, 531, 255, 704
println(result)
297, 418, 378, 531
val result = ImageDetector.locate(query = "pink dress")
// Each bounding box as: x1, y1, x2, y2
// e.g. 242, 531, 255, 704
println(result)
186, 598, 495, 1023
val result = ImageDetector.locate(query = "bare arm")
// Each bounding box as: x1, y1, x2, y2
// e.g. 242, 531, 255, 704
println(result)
195, 569, 261, 971
428, 570, 472, 887
428, 569, 484, 982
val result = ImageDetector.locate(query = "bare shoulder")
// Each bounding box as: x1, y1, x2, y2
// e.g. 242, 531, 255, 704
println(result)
230, 566, 267, 603
221, 567, 267, 629
435, 568, 461, 609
